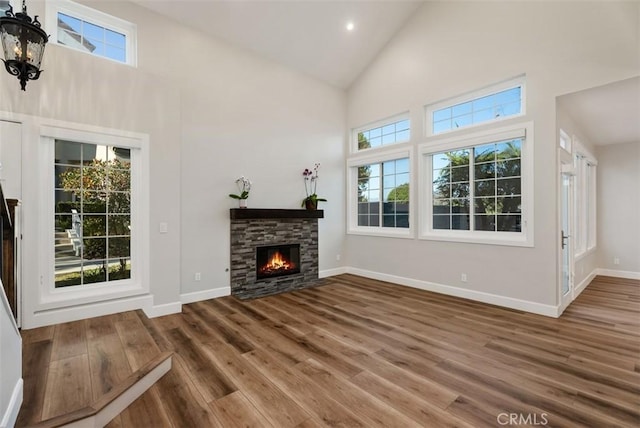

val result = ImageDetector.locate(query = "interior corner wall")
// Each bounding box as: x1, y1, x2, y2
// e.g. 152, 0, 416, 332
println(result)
346, 1, 640, 309
596, 141, 640, 277
1, 0, 346, 327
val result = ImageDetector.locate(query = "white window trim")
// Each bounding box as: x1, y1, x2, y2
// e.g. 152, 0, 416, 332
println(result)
586, 161, 597, 252
351, 112, 410, 154
38, 123, 149, 311
559, 128, 571, 154
573, 138, 597, 258
346, 145, 414, 238
425, 76, 526, 137
45, 0, 138, 66
418, 121, 534, 247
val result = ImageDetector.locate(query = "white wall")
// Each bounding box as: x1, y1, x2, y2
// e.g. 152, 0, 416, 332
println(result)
0, 0, 346, 327
90, 0, 346, 298
346, 1, 639, 310
597, 141, 640, 277
0, 282, 22, 428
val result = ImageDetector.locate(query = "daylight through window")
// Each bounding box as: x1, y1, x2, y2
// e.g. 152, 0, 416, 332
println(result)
46, 0, 136, 65
357, 158, 410, 228
574, 150, 597, 256
432, 138, 522, 232
356, 117, 410, 151
57, 13, 127, 62
54, 141, 132, 287
427, 78, 524, 135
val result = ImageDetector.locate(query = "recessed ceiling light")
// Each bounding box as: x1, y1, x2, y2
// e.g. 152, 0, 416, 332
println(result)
346, 21, 355, 32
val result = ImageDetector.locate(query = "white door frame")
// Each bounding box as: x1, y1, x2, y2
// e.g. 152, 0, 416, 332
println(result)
558, 148, 575, 313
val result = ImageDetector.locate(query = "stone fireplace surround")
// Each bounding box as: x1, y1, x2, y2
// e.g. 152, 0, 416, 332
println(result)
230, 209, 323, 299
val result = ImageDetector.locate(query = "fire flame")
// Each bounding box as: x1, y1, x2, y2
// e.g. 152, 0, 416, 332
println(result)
259, 250, 296, 276
264, 251, 294, 271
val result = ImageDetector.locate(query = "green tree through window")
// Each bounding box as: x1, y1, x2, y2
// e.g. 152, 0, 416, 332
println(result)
55, 142, 132, 287
433, 139, 521, 232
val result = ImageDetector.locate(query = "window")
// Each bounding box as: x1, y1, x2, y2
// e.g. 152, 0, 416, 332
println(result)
559, 129, 571, 152
421, 123, 533, 246
348, 114, 412, 237
54, 141, 131, 287
45, 0, 136, 65
39, 124, 149, 309
349, 115, 413, 236
426, 77, 524, 135
574, 145, 597, 257
357, 158, 410, 228
586, 162, 596, 250
354, 115, 410, 151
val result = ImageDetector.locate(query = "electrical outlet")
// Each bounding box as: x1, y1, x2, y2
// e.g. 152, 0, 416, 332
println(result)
461, 273, 468, 283
336, 254, 341, 261
614, 257, 620, 265
159, 222, 168, 233
195, 272, 201, 281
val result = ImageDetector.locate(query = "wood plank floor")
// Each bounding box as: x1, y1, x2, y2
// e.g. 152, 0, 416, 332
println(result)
17, 311, 162, 426
18, 274, 640, 427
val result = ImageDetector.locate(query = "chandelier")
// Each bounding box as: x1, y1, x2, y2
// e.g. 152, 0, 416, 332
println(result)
0, 0, 48, 90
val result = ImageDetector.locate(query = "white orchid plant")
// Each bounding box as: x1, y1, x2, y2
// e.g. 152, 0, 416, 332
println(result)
229, 176, 252, 200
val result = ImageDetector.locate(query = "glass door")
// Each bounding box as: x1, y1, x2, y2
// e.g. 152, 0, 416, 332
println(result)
559, 153, 575, 311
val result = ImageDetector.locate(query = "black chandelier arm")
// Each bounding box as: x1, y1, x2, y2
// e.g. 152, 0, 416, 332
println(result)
2, 58, 42, 90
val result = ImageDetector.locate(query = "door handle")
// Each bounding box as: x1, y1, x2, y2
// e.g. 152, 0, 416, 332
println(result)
561, 231, 570, 249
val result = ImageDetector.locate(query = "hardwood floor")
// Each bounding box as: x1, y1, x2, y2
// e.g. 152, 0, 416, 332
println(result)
17, 311, 162, 426
18, 274, 640, 427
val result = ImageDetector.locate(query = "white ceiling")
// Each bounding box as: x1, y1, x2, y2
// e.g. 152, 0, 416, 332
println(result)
133, 0, 424, 89
132, 1, 640, 142
558, 77, 640, 146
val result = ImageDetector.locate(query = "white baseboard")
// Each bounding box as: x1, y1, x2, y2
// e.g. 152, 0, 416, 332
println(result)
0, 378, 22, 428
575, 269, 598, 297
25, 295, 153, 329
556, 268, 598, 316
180, 287, 230, 304
596, 268, 640, 280
319, 267, 348, 278
143, 301, 182, 319
345, 267, 559, 318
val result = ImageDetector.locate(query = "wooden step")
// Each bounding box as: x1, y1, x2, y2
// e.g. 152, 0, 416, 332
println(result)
27, 352, 173, 428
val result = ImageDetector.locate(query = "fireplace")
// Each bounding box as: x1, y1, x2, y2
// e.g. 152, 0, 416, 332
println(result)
230, 208, 324, 299
256, 244, 300, 279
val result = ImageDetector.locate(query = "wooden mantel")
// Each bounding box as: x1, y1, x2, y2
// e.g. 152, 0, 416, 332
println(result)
229, 208, 324, 220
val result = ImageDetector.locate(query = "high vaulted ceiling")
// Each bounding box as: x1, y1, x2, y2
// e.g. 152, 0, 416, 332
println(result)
133, 0, 424, 89
132, 1, 640, 143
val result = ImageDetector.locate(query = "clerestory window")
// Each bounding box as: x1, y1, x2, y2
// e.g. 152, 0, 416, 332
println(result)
46, 0, 137, 65
426, 77, 525, 136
